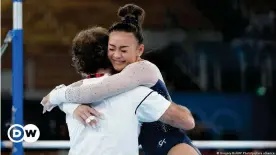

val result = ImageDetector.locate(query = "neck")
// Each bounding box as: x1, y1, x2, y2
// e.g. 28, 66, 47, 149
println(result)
96, 68, 111, 74
137, 57, 143, 62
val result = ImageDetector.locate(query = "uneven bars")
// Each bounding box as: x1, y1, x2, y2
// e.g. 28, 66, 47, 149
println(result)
12, 0, 24, 155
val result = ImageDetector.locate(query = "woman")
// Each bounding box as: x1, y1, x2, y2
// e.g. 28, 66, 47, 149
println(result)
44, 4, 200, 155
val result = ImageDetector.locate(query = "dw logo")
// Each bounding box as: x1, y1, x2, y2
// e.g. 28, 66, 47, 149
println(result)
7, 124, 40, 143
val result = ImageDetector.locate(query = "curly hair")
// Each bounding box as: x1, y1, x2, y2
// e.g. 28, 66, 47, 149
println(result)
71, 27, 112, 75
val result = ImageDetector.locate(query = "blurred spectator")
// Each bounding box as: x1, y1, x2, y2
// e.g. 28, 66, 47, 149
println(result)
220, 130, 239, 140
59, 124, 69, 140
267, 86, 276, 140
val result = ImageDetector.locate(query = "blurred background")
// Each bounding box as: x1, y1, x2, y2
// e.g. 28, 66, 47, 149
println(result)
1, 0, 276, 154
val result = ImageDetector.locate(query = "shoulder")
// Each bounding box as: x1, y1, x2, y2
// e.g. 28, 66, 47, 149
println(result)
131, 86, 153, 94
119, 86, 153, 99
126, 60, 159, 71
83, 77, 106, 84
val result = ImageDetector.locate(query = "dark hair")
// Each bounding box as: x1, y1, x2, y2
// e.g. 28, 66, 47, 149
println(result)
109, 4, 145, 44
71, 27, 112, 75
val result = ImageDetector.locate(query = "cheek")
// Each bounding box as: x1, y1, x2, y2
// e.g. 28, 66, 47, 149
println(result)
122, 52, 137, 63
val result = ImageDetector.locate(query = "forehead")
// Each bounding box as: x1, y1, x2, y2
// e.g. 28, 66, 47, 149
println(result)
108, 31, 137, 45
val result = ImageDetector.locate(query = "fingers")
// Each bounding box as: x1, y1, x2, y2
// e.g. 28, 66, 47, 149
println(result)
85, 113, 99, 128
76, 109, 97, 127
83, 116, 98, 128
80, 114, 88, 124
84, 111, 92, 118
46, 104, 56, 112
88, 107, 101, 118
87, 106, 105, 120
89, 119, 98, 128
76, 115, 86, 125
83, 111, 98, 128
43, 107, 47, 114
41, 97, 47, 105
41, 100, 56, 114
41, 84, 64, 113
79, 118, 86, 125
87, 116, 98, 128
73, 105, 103, 128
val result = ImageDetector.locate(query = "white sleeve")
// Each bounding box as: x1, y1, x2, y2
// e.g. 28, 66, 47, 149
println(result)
58, 103, 80, 115
55, 61, 159, 103
136, 91, 171, 122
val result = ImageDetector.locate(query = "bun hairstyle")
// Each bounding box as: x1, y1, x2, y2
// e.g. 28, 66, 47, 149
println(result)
118, 4, 145, 28
109, 4, 145, 44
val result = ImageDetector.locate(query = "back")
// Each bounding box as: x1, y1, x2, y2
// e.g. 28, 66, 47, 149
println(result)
138, 61, 189, 154
67, 76, 152, 155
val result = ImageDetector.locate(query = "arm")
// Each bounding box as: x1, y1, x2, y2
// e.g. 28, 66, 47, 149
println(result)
57, 81, 84, 115
136, 89, 195, 130
50, 61, 159, 104
159, 103, 195, 130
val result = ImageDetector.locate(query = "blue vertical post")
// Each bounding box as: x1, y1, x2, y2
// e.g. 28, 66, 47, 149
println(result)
12, 0, 24, 154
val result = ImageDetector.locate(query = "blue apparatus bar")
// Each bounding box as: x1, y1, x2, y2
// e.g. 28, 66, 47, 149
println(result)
12, 0, 24, 154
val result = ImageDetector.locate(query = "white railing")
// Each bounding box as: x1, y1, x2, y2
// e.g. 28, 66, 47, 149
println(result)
2, 141, 276, 149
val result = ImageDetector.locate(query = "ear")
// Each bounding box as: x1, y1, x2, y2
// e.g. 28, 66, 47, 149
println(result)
137, 44, 144, 57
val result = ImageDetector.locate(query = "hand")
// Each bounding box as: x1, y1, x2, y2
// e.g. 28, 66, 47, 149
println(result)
41, 94, 49, 106
41, 94, 55, 114
41, 84, 66, 113
73, 105, 104, 128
